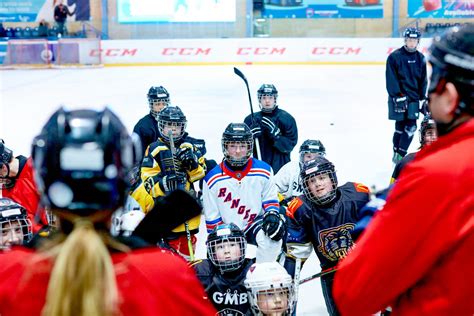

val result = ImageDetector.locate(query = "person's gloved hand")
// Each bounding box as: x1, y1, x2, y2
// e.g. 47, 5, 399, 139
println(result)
261, 116, 280, 138
393, 96, 407, 113
162, 173, 186, 194
176, 147, 199, 171
249, 121, 262, 138
262, 210, 286, 241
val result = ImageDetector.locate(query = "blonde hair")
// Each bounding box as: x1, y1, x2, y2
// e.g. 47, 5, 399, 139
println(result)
40, 212, 129, 316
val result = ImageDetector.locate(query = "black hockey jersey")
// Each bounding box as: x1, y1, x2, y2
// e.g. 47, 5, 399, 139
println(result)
192, 258, 254, 316
244, 107, 298, 174
287, 182, 370, 270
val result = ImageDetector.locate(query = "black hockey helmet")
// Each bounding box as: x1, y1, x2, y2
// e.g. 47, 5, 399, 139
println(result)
157, 105, 187, 143
31, 107, 141, 212
419, 114, 437, 145
0, 140, 14, 188
403, 27, 422, 39
427, 25, 474, 113
300, 156, 338, 206
147, 86, 170, 119
299, 139, 326, 167
0, 197, 33, 249
257, 84, 278, 112
207, 223, 247, 273
221, 123, 253, 167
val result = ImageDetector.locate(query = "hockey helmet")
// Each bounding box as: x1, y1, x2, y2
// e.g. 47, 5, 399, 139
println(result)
300, 157, 338, 206
403, 27, 422, 39
257, 84, 278, 112
157, 105, 187, 143
207, 223, 247, 273
244, 262, 294, 316
31, 107, 141, 212
419, 114, 437, 146
147, 86, 170, 119
0, 140, 14, 189
299, 139, 326, 167
221, 123, 253, 167
0, 198, 33, 249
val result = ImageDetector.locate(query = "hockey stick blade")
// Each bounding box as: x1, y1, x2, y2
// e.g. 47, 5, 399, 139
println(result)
233, 67, 248, 83
299, 267, 337, 285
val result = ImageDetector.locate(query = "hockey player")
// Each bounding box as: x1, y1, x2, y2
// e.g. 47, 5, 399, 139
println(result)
284, 157, 370, 315
133, 86, 170, 155
0, 198, 33, 250
202, 123, 286, 263
334, 24, 474, 316
275, 139, 326, 201
245, 261, 295, 316
0, 139, 48, 233
0, 107, 216, 316
386, 27, 428, 163
390, 113, 437, 183
244, 84, 298, 174
192, 223, 255, 315
131, 105, 206, 260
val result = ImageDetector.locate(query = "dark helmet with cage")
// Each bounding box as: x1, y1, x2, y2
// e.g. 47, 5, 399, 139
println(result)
0, 197, 33, 249
427, 24, 474, 123
244, 262, 295, 316
206, 223, 247, 273
147, 86, 170, 119
419, 114, 437, 146
0, 140, 15, 189
157, 105, 187, 143
299, 139, 326, 168
221, 123, 254, 168
403, 27, 422, 52
31, 107, 141, 213
257, 84, 278, 112
300, 156, 338, 206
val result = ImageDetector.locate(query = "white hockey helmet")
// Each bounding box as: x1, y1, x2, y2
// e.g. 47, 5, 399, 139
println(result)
244, 262, 294, 315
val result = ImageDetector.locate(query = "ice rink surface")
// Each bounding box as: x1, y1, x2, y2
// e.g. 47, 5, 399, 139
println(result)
1, 65, 424, 315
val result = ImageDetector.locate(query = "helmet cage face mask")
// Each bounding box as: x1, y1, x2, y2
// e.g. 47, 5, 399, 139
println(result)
419, 116, 437, 145
0, 200, 33, 249
403, 28, 421, 52
221, 123, 254, 167
147, 86, 170, 119
302, 169, 337, 206
206, 231, 247, 273
222, 140, 253, 167
298, 140, 326, 168
258, 84, 278, 112
157, 106, 187, 143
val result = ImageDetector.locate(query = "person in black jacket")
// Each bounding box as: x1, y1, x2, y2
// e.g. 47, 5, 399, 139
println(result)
386, 27, 428, 164
191, 223, 255, 315
284, 157, 370, 316
244, 84, 298, 174
53, 0, 75, 36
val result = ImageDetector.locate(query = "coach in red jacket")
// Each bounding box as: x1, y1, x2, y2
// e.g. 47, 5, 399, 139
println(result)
333, 25, 474, 315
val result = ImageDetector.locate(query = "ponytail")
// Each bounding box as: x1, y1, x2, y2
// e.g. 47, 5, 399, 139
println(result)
41, 217, 120, 316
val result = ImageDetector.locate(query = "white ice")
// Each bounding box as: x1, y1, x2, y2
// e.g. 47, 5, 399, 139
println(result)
0, 65, 423, 315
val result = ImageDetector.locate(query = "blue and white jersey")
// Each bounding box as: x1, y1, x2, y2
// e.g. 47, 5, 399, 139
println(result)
202, 158, 279, 233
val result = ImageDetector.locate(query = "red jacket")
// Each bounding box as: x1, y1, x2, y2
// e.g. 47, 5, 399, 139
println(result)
1, 157, 47, 232
0, 247, 216, 315
334, 119, 474, 315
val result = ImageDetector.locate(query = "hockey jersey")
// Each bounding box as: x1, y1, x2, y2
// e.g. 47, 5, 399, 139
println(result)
192, 258, 254, 316
274, 160, 303, 200
202, 158, 279, 233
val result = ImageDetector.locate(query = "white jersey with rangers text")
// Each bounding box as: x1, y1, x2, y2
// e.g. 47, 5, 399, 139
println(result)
202, 158, 279, 233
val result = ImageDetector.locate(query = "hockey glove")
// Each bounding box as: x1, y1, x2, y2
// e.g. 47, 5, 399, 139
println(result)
176, 147, 199, 171
249, 121, 262, 138
261, 116, 280, 138
392, 96, 407, 113
420, 99, 429, 115
262, 209, 287, 241
162, 173, 186, 194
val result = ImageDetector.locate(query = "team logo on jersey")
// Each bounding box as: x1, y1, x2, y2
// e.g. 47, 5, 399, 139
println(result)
317, 223, 355, 262
354, 183, 370, 193
212, 290, 248, 306
217, 309, 245, 316
217, 188, 255, 222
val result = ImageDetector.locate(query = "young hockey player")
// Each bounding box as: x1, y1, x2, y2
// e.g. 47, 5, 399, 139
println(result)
245, 261, 295, 316
0, 107, 216, 316
275, 139, 326, 201
192, 223, 255, 315
285, 156, 370, 315
131, 105, 206, 260
202, 123, 286, 263
0, 198, 32, 250
244, 84, 298, 174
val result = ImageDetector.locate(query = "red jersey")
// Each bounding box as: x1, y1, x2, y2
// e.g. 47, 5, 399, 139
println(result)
1, 157, 47, 232
334, 119, 474, 315
0, 247, 216, 315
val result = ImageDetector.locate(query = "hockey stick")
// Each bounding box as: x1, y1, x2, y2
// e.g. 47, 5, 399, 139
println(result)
298, 266, 337, 285
168, 130, 194, 261
293, 258, 302, 310
233, 67, 262, 160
